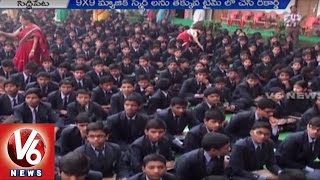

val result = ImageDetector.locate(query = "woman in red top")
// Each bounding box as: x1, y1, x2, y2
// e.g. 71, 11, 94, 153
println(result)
176, 22, 204, 51
0, 13, 49, 71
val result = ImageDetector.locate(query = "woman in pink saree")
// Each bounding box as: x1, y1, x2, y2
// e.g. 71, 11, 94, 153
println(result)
0, 13, 49, 71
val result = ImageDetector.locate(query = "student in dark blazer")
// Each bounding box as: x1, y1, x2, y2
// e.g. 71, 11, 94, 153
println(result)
135, 56, 157, 80
232, 73, 264, 110
0, 80, 24, 117
50, 62, 71, 83
0, 60, 17, 79
67, 64, 93, 91
147, 78, 172, 114
13, 88, 61, 126
74, 121, 121, 178
110, 79, 141, 115
229, 121, 282, 180
47, 80, 76, 118
91, 76, 118, 115
25, 72, 59, 99
159, 60, 183, 86
120, 56, 136, 77
86, 59, 108, 87
179, 69, 212, 106
175, 132, 231, 180
10, 62, 38, 91
120, 120, 175, 177
56, 151, 103, 180
225, 98, 279, 143
58, 112, 89, 155
276, 117, 320, 180
67, 89, 104, 124
127, 154, 177, 180
264, 68, 292, 93
106, 95, 148, 150
298, 96, 320, 131
155, 97, 199, 137
109, 63, 124, 88
192, 87, 225, 123
185, 109, 226, 152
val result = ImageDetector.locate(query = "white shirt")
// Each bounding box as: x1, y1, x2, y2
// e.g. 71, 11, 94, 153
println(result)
284, 13, 302, 27
8, 95, 18, 107
28, 106, 39, 123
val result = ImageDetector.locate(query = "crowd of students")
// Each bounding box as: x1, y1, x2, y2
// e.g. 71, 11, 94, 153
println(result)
0, 9, 319, 180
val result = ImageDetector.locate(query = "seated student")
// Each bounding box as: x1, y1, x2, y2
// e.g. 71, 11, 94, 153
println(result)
0, 79, 24, 118
278, 169, 306, 180
0, 59, 17, 79
91, 76, 118, 116
175, 132, 231, 180
298, 95, 320, 131
179, 69, 212, 106
110, 79, 142, 115
50, 62, 71, 83
229, 121, 282, 180
155, 97, 199, 147
127, 154, 177, 180
86, 59, 108, 87
135, 75, 153, 105
135, 56, 157, 80
237, 57, 253, 79
120, 56, 136, 78
26, 72, 59, 99
264, 68, 292, 93
47, 80, 76, 119
225, 68, 240, 92
159, 59, 183, 87
56, 151, 103, 180
74, 121, 121, 178
109, 63, 124, 88
184, 108, 226, 152
285, 80, 312, 117
67, 64, 93, 91
37, 58, 56, 73
67, 89, 104, 124
58, 112, 89, 155
70, 55, 91, 72
267, 87, 297, 132
106, 95, 148, 150
275, 117, 320, 180
147, 78, 172, 114
210, 59, 228, 78
225, 98, 279, 143
213, 77, 237, 113
192, 87, 224, 123
254, 51, 273, 75
232, 73, 264, 110
120, 119, 175, 177
13, 88, 61, 125
10, 61, 37, 91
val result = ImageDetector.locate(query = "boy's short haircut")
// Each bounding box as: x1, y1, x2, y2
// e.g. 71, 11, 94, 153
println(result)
36, 72, 51, 79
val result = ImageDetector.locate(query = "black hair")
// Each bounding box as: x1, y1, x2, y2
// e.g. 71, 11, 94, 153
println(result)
75, 112, 90, 124
204, 87, 221, 97
36, 72, 51, 79
124, 94, 141, 106
256, 98, 276, 110
170, 97, 188, 107
86, 121, 109, 135
142, 154, 166, 167
156, 78, 170, 91
25, 88, 41, 98
3, 79, 19, 87
59, 151, 90, 176
204, 109, 225, 122
76, 89, 91, 97
99, 75, 114, 85
59, 80, 74, 87
251, 121, 272, 132
202, 132, 230, 151
145, 119, 167, 130
308, 117, 320, 127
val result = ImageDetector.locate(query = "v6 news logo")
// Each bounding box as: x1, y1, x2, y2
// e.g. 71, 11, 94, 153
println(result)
7, 128, 46, 167
0, 124, 55, 179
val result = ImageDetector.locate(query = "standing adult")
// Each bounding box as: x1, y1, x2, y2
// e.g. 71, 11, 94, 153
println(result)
176, 21, 204, 51
0, 12, 49, 71
284, 5, 302, 47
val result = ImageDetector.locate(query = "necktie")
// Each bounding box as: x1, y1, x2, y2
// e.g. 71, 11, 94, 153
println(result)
175, 116, 181, 133
97, 149, 104, 159
5, 72, 9, 79
63, 96, 68, 108
151, 143, 157, 153
78, 81, 82, 89
41, 86, 47, 94
256, 145, 263, 168
25, 76, 30, 84
206, 158, 215, 174
32, 108, 38, 123
310, 140, 316, 153
12, 98, 17, 107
